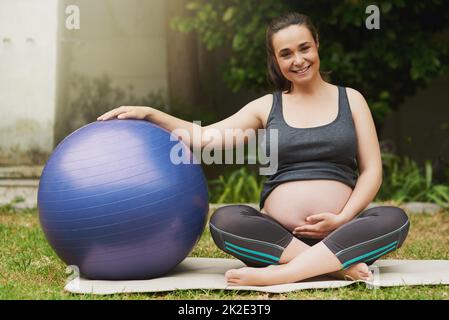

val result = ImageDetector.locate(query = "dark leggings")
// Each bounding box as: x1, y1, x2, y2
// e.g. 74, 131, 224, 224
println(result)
209, 205, 410, 269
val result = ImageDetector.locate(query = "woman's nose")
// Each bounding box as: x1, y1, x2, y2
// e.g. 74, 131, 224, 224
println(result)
293, 53, 304, 66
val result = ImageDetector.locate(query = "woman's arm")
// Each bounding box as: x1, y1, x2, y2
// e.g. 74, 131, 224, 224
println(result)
149, 94, 270, 150
338, 88, 383, 223
97, 94, 271, 150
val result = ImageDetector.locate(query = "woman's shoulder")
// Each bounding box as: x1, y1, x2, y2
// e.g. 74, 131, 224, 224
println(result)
245, 93, 274, 111
252, 93, 275, 104
245, 93, 275, 129
345, 86, 365, 100
343, 86, 373, 121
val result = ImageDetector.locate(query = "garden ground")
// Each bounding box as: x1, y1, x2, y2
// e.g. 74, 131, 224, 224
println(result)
1, 205, 448, 300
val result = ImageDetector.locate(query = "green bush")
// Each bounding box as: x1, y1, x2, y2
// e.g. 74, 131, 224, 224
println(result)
208, 152, 449, 209
377, 152, 449, 209
172, 0, 449, 127
208, 166, 266, 203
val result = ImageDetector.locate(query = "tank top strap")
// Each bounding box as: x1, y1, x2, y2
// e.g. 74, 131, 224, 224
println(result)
266, 90, 284, 127
338, 86, 352, 119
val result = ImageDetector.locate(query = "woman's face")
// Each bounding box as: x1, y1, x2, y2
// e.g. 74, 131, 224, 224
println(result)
272, 24, 320, 87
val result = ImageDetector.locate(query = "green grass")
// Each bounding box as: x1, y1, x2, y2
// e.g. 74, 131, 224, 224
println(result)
1, 206, 448, 300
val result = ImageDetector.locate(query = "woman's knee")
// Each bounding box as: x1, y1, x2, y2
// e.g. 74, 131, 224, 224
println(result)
208, 204, 291, 267
384, 206, 410, 228
209, 204, 256, 232
327, 206, 411, 268
390, 207, 410, 248
362, 205, 409, 228
376, 206, 410, 248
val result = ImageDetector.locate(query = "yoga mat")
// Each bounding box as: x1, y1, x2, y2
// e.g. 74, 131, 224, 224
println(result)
65, 257, 449, 295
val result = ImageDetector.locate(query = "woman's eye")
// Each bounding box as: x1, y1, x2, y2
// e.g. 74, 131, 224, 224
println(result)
281, 47, 309, 57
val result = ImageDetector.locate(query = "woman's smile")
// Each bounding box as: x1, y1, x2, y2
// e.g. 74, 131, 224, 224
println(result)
291, 64, 311, 76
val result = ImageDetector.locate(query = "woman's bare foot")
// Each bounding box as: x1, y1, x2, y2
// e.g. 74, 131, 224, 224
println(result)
225, 262, 373, 286
329, 263, 373, 282
225, 265, 284, 286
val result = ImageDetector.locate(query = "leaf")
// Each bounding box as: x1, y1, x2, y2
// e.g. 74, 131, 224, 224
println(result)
424, 161, 433, 189
223, 6, 235, 22
217, 188, 231, 203
233, 176, 244, 201
427, 190, 449, 209
432, 57, 441, 67
434, 185, 449, 202
232, 33, 245, 51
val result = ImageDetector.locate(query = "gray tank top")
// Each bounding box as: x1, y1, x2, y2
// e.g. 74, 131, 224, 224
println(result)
259, 86, 359, 210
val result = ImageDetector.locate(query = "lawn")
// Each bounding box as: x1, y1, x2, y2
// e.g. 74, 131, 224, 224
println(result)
1, 205, 448, 300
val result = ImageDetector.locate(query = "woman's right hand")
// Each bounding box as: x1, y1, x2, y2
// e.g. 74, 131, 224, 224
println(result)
97, 106, 153, 121
293, 212, 344, 239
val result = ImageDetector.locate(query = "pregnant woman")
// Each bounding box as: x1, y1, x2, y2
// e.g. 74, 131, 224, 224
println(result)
209, 12, 410, 286
98, 12, 410, 286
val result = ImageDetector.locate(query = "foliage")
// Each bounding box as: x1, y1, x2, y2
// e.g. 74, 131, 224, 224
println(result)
207, 152, 449, 209
171, 0, 449, 126
377, 153, 449, 209
208, 166, 266, 203
171, 1, 285, 91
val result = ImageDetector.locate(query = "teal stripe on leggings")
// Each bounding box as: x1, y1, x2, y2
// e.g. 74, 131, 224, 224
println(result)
224, 241, 280, 263
225, 246, 278, 265
342, 241, 398, 269
364, 246, 397, 264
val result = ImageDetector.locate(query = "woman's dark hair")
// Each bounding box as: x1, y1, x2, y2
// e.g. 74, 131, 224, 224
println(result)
266, 12, 321, 92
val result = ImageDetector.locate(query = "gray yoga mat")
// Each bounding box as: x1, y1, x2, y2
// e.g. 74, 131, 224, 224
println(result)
65, 257, 449, 295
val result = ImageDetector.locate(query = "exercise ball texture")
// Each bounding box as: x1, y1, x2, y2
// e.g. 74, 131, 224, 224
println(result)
38, 120, 209, 280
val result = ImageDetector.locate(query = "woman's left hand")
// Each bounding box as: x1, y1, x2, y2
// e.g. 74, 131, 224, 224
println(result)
293, 212, 345, 239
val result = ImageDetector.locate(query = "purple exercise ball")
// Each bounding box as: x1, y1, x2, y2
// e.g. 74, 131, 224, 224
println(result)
38, 119, 209, 280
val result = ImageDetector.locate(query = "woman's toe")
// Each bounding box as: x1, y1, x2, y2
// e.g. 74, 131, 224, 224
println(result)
225, 269, 239, 280
366, 271, 374, 282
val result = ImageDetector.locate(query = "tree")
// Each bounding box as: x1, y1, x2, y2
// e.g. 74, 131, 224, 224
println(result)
171, 0, 449, 129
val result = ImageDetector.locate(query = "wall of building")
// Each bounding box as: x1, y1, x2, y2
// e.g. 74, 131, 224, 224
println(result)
55, 0, 169, 144
0, 0, 58, 165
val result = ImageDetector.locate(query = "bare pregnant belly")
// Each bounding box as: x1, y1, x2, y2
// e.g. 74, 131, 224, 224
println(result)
260, 180, 352, 232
